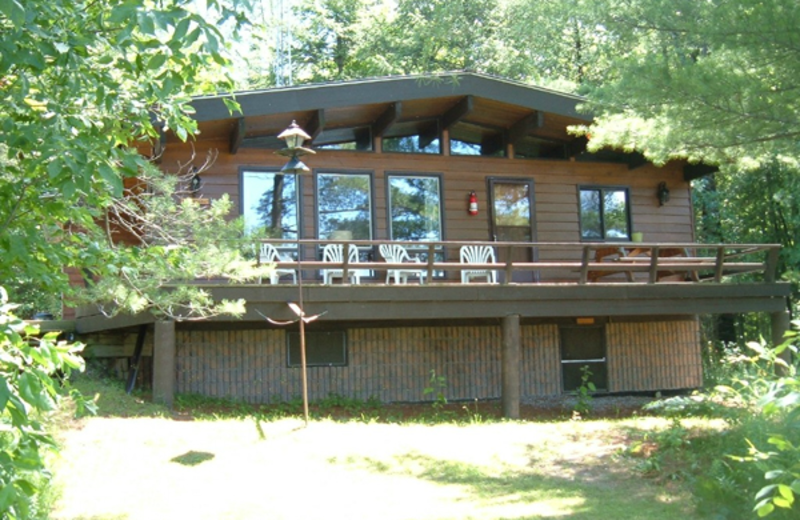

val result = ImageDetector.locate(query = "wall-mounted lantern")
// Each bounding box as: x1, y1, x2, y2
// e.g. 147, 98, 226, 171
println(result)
275, 120, 316, 174
189, 167, 202, 195
657, 182, 670, 206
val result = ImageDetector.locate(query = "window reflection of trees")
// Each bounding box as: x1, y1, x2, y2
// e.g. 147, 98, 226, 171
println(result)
493, 184, 530, 227
242, 171, 298, 239
579, 187, 629, 240
389, 176, 441, 242
317, 173, 372, 240
580, 190, 602, 239
383, 136, 440, 154
603, 191, 629, 239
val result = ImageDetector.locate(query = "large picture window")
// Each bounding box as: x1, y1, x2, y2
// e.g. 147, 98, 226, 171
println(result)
241, 170, 299, 239
388, 175, 442, 242
316, 172, 373, 241
579, 186, 631, 241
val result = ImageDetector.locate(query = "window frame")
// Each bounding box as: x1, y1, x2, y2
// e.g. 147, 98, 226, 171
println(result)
577, 185, 632, 242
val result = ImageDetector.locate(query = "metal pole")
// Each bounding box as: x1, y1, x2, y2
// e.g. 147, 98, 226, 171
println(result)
298, 253, 310, 426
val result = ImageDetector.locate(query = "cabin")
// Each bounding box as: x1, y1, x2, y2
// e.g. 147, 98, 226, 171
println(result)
70, 73, 790, 416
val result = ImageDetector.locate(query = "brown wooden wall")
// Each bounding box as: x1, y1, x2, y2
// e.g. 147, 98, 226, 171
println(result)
158, 137, 693, 280
169, 319, 702, 403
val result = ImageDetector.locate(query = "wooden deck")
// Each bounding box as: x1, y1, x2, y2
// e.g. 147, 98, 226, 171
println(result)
254, 239, 780, 285
73, 240, 790, 333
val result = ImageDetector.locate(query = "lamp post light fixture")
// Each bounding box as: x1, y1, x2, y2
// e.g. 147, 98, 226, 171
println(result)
275, 120, 316, 174
260, 120, 321, 426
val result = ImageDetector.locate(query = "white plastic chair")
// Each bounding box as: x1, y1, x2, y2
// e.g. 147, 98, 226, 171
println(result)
321, 243, 362, 284
459, 245, 497, 283
379, 244, 426, 285
258, 243, 297, 284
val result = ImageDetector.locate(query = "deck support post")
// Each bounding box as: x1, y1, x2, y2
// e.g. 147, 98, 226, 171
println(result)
502, 314, 521, 419
771, 308, 792, 375
153, 320, 176, 407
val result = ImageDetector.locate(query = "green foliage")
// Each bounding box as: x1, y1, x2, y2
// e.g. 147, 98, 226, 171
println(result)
639, 328, 800, 519
422, 369, 448, 410
73, 162, 266, 320
572, 364, 595, 418
580, 0, 800, 170
499, 0, 619, 88
0, 0, 251, 321
693, 162, 800, 304
0, 287, 91, 519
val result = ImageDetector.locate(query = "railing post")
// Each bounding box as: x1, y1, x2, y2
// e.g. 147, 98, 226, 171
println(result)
504, 246, 513, 285
647, 246, 660, 284
714, 246, 725, 283
579, 246, 591, 284
764, 247, 780, 282
341, 241, 350, 283
426, 243, 436, 282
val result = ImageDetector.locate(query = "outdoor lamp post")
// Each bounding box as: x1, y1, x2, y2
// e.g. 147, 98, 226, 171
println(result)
273, 121, 318, 425
275, 120, 316, 174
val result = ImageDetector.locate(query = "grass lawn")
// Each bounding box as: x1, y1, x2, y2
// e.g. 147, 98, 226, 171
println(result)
48, 379, 715, 520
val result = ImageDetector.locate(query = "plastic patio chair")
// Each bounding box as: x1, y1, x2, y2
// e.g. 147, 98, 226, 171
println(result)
459, 245, 497, 283
258, 243, 297, 284
378, 244, 426, 285
321, 243, 362, 284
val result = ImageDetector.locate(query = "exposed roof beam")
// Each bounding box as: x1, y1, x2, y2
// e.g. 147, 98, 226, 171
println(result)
373, 102, 402, 137
418, 120, 440, 150
507, 111, 544, 145
307, 109, 325, 141
229, 117, 245, 155
440, 95, 474, 131
684, 163, 718, 181
354, 128, 372, 150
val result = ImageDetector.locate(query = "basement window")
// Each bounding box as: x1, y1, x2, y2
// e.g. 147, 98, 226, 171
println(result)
560, 325, 608, 392
287, 330, 347, 367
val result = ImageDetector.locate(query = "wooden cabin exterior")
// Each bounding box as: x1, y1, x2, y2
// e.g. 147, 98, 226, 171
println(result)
71, 73, 790, 413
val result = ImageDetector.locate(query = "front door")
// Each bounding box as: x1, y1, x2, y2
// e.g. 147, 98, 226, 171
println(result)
488, 178, 537, 283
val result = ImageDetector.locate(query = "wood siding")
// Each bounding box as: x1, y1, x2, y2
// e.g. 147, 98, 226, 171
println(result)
168, 319, 700, 403
158, 139, 693, 282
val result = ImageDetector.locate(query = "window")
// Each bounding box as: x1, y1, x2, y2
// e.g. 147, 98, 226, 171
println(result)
579, 186, 630, 241
241, 170, 299, 239
316, 172, 373, 243
560, 326, 608, 392
287, 330, 347, 367
383, 135, 441, 154
388, 175, 442, 242
450, 138, 504, 157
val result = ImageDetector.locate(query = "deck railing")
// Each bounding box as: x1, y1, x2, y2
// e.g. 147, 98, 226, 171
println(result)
256, 240, 781, 285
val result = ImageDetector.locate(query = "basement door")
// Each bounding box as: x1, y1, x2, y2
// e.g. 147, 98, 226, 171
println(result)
488, 178, 537, 283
